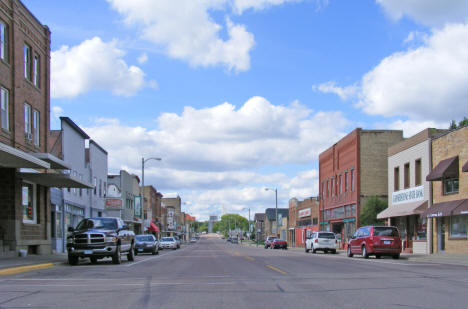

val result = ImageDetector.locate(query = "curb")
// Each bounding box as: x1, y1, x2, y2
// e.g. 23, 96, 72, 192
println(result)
0, 263, 54, 276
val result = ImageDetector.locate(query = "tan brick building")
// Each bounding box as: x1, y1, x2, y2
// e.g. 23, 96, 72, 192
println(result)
425, 126, 468, 254
288, 197, 319, 247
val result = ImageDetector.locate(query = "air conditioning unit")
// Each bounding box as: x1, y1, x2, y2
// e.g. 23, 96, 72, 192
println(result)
25, 132, 32, 141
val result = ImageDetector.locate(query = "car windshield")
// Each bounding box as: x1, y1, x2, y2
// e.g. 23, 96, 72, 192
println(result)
161, 237, 174, 242
75, 218, 117, 230
136, 235, 154, 242
373, 227, 400, 237
318, 233, 336, 239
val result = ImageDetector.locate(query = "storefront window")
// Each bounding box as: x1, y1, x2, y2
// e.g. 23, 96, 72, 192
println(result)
351, 204, 356, 216
344, 221, 356, 241
450, 215, 467, 238
22, 182, 35, 223
395, 217, 407, 239
416, 216, 426, 240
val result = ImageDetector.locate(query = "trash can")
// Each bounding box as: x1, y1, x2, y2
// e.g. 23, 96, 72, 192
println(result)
19, 249, 27, 257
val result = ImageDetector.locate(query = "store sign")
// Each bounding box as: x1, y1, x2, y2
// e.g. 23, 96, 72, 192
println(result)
392, 185, 424, 205
105, 198, 122, 208
298, 208, 311, 218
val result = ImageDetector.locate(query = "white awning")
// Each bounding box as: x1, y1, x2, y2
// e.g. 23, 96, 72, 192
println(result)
18, 172, 93, 188
0, 143, 50, 169
377, 201, 428, 219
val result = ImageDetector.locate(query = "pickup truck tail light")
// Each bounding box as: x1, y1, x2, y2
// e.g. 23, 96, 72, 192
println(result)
314, 239, 318, 243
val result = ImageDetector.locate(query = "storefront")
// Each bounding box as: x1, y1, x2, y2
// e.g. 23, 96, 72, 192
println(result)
322, 204, 357, 248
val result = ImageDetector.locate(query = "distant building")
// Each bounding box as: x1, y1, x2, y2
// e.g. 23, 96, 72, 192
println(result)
161, 195, 182, 236
208, 215, 218, 233
288, 197, 320, 247
264, 208, 289, 238
254, 213, 266, 241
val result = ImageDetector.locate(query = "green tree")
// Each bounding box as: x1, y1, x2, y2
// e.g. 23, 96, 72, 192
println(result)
218, 214, 249, 236
449, 117, 468, 130
359, 196, 387, 226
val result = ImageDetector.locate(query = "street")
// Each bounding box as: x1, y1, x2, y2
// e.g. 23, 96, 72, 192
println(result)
0, 237, 467, 309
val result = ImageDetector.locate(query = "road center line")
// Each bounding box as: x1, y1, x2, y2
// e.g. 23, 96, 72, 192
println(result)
266, 265, 287, 275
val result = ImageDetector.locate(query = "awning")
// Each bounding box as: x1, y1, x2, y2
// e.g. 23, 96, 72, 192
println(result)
0, 143, 50, 169
453, 199, 468, 216
463, 161, 468, 173
422, 200, 465, 218
30, 153, 70, 169
377, 201, 428, 219
18, 172, 93, 188
426, 156, 458, 181
147, 222, 160, 232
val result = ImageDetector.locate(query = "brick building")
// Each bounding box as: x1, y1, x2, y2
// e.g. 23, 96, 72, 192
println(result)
264, 208, 289, 238
425, 126, 468, 254
288, 197, 320, 247
143, 185, 163, 232
319, 129, 404, 247
254, 213, 265, 241
0, 0, 88, 255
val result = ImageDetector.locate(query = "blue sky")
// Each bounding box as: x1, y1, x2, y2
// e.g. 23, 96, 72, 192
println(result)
23, 0, 468, 220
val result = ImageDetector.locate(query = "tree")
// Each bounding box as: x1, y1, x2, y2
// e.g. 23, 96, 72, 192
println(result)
449, 117, 468, 130
359, 196, 387, 226
218, 214, 249, 236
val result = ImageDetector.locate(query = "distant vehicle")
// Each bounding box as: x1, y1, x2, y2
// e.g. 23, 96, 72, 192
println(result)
159, 237, 178, 250
226, 237, 232, 242
190, 237, 197, 243
66, 217, 135, 265
270, 239, 287, 249
173, 236, 181, 248
347, 226, 402, 259
134, 234, 159, 255
305, 232, 337, 254
264, 236, 277, 249
231, 237, 238, 244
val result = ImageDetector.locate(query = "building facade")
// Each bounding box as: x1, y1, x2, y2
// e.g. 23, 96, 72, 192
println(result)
378, 129, 446, 254
254, 213, 265, 241
264, 208, 289, 238
289, 197, 320, 248
143, 185, 163, 232
319, 129, 404, 247
425, 126, 468, 254
161, 195, 182, 236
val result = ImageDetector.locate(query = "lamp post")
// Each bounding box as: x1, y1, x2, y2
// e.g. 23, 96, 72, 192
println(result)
141, 157, 161, 233
265, 187, 278, 237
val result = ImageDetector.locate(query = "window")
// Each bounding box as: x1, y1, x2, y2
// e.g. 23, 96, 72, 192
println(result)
0, 20, 8, 62
404, 162, 410, 189
394, 167, 400, 191
22, 182, 36, 223
79, 175, 83, 197
93, 177, 97, 195
450, 215, 467, 238
104, 182, 106, 197
331, 177, 334, 196
24, 103, 31, 137
24, 44, 31, 80
326, 180, 329, 197
33, 54, 40, 87
345, 171, 348, 192
99, 179, 102, 197
339, 174, 342, 194
444, 178, 459, 195
351, 169, 355, 192
415, 159, 422, 186
33, 110, 39, 147
1, 87, 8, 131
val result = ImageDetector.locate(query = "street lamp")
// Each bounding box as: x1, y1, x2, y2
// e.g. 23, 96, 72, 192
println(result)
265, 187, 278, 237
141, 157, 162, 233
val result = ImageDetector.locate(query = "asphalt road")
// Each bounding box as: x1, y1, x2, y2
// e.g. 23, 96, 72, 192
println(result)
1, 237, 467, 309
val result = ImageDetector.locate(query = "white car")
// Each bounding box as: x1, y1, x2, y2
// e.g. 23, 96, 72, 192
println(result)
305, 232, 337, 254
159, 237, 178, 250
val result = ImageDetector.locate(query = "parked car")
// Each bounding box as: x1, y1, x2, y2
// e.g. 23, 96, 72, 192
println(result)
173, 236, 181, 248
264, 236, 277, 249
305, 232, 337, 254
190, 237, 197, 243
66, 217, 135, 265
134, 234, 159, 255
347, 226, 402, 259
231, 237, 239, 244
226, 237, 232, 242
159, 237, 178, 250
270, 239, 287, 249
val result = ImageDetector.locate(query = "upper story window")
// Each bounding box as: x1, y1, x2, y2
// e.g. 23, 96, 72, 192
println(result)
404, 162, 410, 189
33, 54, 40, 87
331, 177, 334, 196
351, 169, 355, 192
444, 178, 459, 195
24, 103, 32, 139
33, 109, 40, 147
24, 44, 32, 80
415, 159, 422, 186
339, 174, 342, 195
394, 166, 400, 191
1, 87, 8, 131
93, 177, 97, 195
0, 20, 8, 62
345, 171, 348, 192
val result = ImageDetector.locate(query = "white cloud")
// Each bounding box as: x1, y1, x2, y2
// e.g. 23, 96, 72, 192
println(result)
376, 0, 468, 27
285, 170, 319, 199
137, 53, 148, 64
107, 0, 255, 72
51, 37, 150, 98
385, 119, 448, 138
51, 106, 64, 119
313, 81, 358, 100
358, 23, 468, 122
233, 0, 299, 14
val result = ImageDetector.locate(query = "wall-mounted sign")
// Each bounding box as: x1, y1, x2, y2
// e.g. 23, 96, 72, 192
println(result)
105, 198, 122, 208
392, 185, 424, 205
298, 208, 311, 218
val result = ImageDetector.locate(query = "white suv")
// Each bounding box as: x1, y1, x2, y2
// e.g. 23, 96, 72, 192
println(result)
305, 232, 337, 254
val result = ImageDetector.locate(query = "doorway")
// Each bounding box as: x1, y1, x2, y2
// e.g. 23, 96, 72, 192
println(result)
437, 218, 446, 252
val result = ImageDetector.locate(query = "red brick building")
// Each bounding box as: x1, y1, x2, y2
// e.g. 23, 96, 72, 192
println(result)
319, 129, 404, 247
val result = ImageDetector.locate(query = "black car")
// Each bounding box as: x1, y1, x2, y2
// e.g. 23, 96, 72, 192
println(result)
134, 234, 159, 255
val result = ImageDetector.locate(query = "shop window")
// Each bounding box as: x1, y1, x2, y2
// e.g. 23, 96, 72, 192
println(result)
1, 20, 9, 62
404, 163, 410, 189
394, 167, 400, 191
443, 178, 459, 195
415, 159, 422, 186
1, 87, 8, 131
351, 204, 356, 216
450, 215, 467, 238
416, 216, 427, 240
22, 182, 36, 223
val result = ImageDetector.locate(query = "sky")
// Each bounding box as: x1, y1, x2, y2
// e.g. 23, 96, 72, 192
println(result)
23, 0, 468, 220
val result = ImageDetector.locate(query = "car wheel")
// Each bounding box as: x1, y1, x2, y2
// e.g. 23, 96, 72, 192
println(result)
68, 254, 78, 266
331, 249, 337, 254
362, 246, 369, 259
112, 245, 122, 264
90, 257, 98, 264
324, 250, 328, 254
347, 246, 353, 257
127, 244, 135, 262
312, 247, 316, 254
152, 248, 157, 255
375, 254, 381, 259
392, 254, 400, 260
305, 246, 309, 253
264, 245, 268, 249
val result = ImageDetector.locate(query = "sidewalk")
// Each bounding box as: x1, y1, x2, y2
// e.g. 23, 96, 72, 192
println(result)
0, 252, 67, 274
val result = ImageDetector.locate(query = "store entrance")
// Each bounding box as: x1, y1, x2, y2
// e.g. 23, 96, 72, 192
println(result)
332, 222, 344, 248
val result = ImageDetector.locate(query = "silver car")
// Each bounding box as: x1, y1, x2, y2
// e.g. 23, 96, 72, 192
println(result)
159, 237, 178, 250
305, 232, 337, 254
134, 234, 159, 255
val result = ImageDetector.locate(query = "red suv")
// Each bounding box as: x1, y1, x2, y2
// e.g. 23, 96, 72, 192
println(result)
347, 226, 401, 259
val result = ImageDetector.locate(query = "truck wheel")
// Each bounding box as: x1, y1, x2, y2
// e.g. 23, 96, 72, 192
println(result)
305, 246, 310, 253
112, 245, 122, 264
347, 246, 353, 257
90, 257, 98, 264
362, 246, 369, 259
127, 244, 135, 262
68, 254, 78, 266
